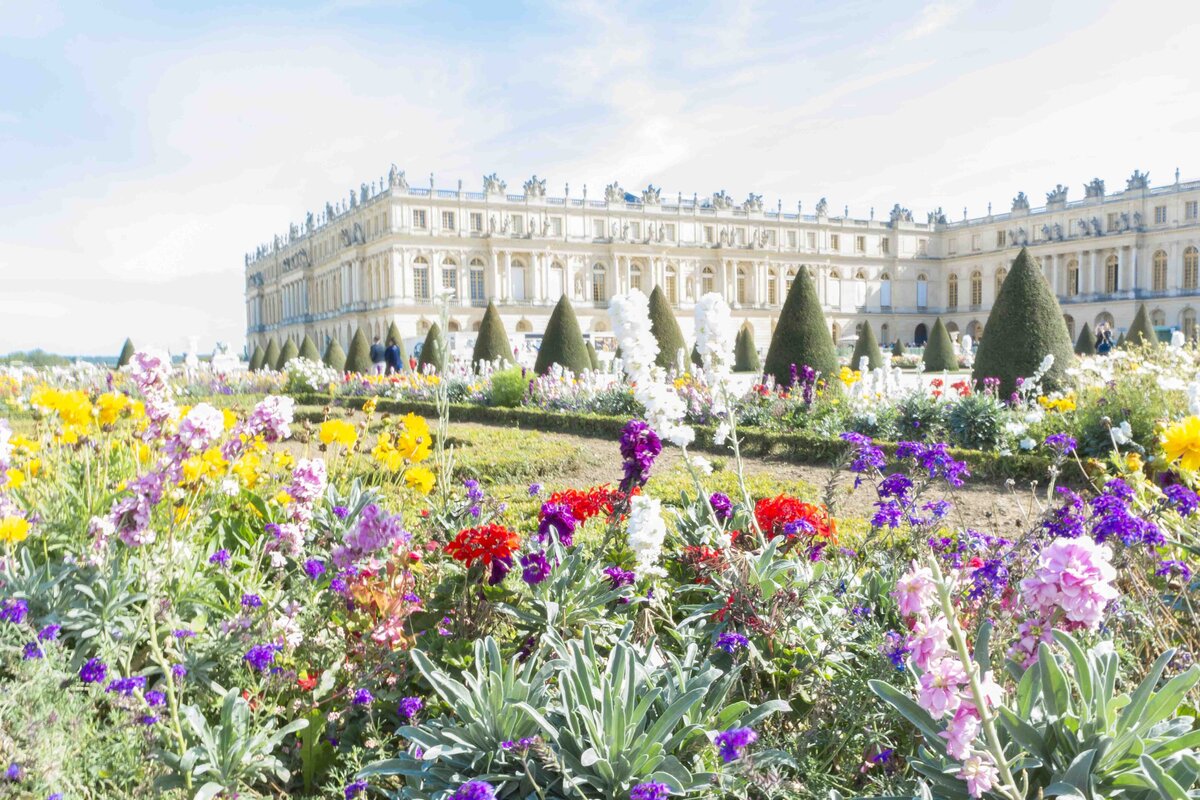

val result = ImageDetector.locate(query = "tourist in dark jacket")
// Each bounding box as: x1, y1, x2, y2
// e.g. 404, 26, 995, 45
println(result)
384, 338, 402, 374
369, 336, 385, 375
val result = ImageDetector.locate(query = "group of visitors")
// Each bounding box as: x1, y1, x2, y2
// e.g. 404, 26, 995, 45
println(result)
369, 336, 406, 375
1095, 323, 1116, 354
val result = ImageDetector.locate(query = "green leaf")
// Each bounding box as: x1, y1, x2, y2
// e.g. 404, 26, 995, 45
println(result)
1140, 754, 1191, 800
973, 621, 993, 674
869, 680, 945, 745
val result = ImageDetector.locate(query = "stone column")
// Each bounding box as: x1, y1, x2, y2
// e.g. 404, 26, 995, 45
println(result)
1048, 254, 1059, 297
1087, 250, 1097, 296
501, 251, 512, 303
488, 250, 500, 302
1170, 241, 1181, 293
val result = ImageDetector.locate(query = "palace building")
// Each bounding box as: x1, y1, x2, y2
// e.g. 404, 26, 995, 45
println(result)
244, 168, 1200, 357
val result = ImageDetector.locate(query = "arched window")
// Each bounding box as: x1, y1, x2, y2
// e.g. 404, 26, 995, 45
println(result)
418, 317, 431, 334
471, 320, 482, 332
1066, 259, 1080, 296
592, 263, 607, 302
1153, 250, 1168, 292
1151, 308, 1166, 327
880, 272, 892, 307
1105, 254, 1119, 293
629, 263, 643, 292
736, 266, 748, 305
1185, 247, 1199, 290
413, 257, 430, 300
1184, 308, 1197, 341
516, 318, 533, 333
968, 320, 982, 340
665, 264, 678, 305
854, 270, 867, 307
701, 266, 715, 295
827, 269, 842, 307
511, 258, 527, 301
995, 267, 1007, 298
442, 258, 458, 300
469, 258, 485, 304
970, 271, 982, 306
1094, 311, 1115, 330
785, 267, 797, 298
880, 323, 889, 344
917, 273, 928, 308
914, 323, 928, 345
448, 320, 461, 332
947, 274, 959, 309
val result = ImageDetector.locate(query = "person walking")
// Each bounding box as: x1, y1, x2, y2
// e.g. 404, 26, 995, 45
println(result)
384, 337, 402, 374
370, 336, 385, 375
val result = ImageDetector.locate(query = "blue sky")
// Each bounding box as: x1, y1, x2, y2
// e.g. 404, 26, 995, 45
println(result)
2, 0, 1197, 355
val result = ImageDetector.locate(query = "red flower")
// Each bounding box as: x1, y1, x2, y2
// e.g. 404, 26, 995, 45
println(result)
444, 524, 520, 568
683, 545, 726, 576
951, 380, 972, 398
297, 671, 319, 691
753, 495, 837, 542
546, 485, 629, 523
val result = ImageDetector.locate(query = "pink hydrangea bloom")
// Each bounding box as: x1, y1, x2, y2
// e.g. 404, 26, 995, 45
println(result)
918, 656, 967, 717
894, 562, 936, 617
1019, 537, 1117, 629
957, 753, 999, 798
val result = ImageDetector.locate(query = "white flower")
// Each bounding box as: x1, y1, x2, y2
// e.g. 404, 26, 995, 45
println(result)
1172, 330, 1186, 348
694, 293, 737, 376
1019, 437, 1036, 450
1038, 354, 1055, 374
1111, 420, 1133, 445
688, 455, 713, 475
1004, 422, 1027, 436
627, 496, 668, 578
713, 422, 732, 446
608, 291, 658, 384
178, 403, 225, 451
221, 479, 240, 497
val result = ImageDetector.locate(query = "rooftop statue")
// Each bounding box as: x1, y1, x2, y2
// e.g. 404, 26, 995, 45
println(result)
641, 184, 661, 205
523, 175, 547, 199
604, 182, 626, 203
927, 207, 947, 225
888, 204, 913, 224
742, 193, 763, 212
1126, 170, 1150, 190
483, 173, 507, 196
1084, 178, 1105, 199
1011, 192, 1030, 212
815, 197, 829, 217
1046, 184, 1068, 205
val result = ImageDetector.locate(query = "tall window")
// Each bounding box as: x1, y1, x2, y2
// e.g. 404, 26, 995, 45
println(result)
1185, 308, 1197, 341
703, 225, 714, 244
412, 209, 428, 229
767, 270, 778, 305
1154, 206, 1168, 224
511, 215, 524, 235
881, 237, 890, 254
947, 274, 959, 309
1067, 259, 1080, 296
880, 272, 892, 307
917, 274, 928, 308
1105, 254, 1120, 293
970, 271, 982, 306
785, 267, 797, 297
442, 260, 458, 299
855, 235, 865, 253
442, 211, 455, 231
994, 268, 1007, 298
594, 220, 605, 239
1185, 246, 1199, 290
630, 263, 642, 292
413, 257, 430, 300
469, 260, 485, 303
665, 265, 677, 304
996, 230, 1007, 248
702, 266, 715, 295
1153, 250, 1168, 291
830, 234, 841, 251
592, 264, 606, 302
1152, 309, 1166, 327
736, 266, 748, 305
548, 262, 564, 299
1187, 201, 1198, 221
470, 212, 483, 232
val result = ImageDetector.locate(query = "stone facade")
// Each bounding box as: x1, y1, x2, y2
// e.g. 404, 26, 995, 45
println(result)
245, 168, 1200, 355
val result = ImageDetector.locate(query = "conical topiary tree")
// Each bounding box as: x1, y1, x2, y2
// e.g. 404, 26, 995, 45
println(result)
345, 328, 373, 374
922, 318, 957, 372
1116, 331, 1126, 348
972, 248, 1074, 394
1125, 303, 1158, 347
276, 338, 299, 371
535, 295, 590, 375
691, 343, 703, 369
248, 344, 265, 372
116, 338, 136, 368
299, 334, 321, 363
417, 323, 445, 374
892, 339, 906, 358
323, 337, 346, 371
733, 324, 760, 373
262, 338, 281, 373
386, 321, 408, 368
586, 341, 600, 371
849, 320, 884, 371
647, 286, 687, 370
471, 301, 514, 370
763, 266, 838, 384
1074, 322, 1096, 356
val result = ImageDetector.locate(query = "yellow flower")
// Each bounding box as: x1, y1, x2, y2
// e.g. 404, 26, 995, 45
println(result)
371, 433, 404, 472
4, 469, 24, 490
274, 490, 293, 505
394, 414, 432, 463
273, 451, 294, 470
181, 456, 205, 484
96, 392, 130, 426
404, 465, 435, 495
223, 408, 239, 430
173, 505, 190, 525
1162, 416, 1200, 473
838, 366, 861, 387
0, 516, 31, 544
25, 459, 40, 478
1126, 452, 1144, 473
363, 397, 378, 415
319, 419, 358, 449
233, 453, 262, 488
9, 435, 39, 456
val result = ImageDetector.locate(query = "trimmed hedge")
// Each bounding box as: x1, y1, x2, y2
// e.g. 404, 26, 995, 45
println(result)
1125, 303, 1157, 347
291, 393, 1065, 485
346, 328, 373, 374
247, 345, 265, 372
323, 338, 346, 371
648, 286, 687, 370
418, 323, 445, 374
763, 266, 838, 384
586, 342, 600, 371
849, 320, 884, 371
733, 324, 760, 373
1074, 322, 1096, 356
534, 295, 590, 375
472, 300, 513, 370
116, 338, 135, 368
299, 334, 321, 363
922, 317, 957, 372
276, 338, 299, 371
892, 339, 906, 357
262, 339, 281, 373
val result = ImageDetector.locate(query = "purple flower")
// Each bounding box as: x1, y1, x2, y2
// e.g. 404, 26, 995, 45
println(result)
171, 663, 188, 679
145, 690, 166, 707
1043, 488, 1086, 539
172, 628, 195, 639
1044, 433, 1077, 454
5, 763, 22, 781
520, 551, 552, 586
344, 779, 369, 799
333, 505, 350, 520
107, 675, 147, 696
80, 658, 108, 684
1165, 483, 1200, 517
630, 782, 672, 800
137, 714, 159, 726
537, 502, 577, 547
604, 566, 636, 589
332, 503, 409, 569
528, 483, 542, 496
619, 420, 662, 492
241, 593, 263, 609
715, 632, 749, 653
37, 623, 60, 641
243, 643, 279, 671
501, 737, 537, 750
709, 492, 733, 522
1157, 560, 1193, 581
840, 432, 886, 475
208, 549, 231, 567
1091, 480, 1163, 547
880, 631, 910, 671
398, 696, 423, 720
878, 473, 913, 501
464, 479, 485, 504
870, 500, 904, 530
22, 642, 43, 660
968, 558, 1009, 600
0, 597, 29, 624
894, 441, 970, 487
714, 726, 758, 763
330, 577, 348, 593
352, 688, 374, 706
448, 781, 497, 800
488, 555, 513, 586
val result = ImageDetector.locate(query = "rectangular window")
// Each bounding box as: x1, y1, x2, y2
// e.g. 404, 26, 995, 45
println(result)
766, 230, 776, 246
855, 235, 865, 253
996, 230, 1006, 247
414, 267, 429, 299
630, 222, 641, 240
550, 217, 563, 236
441, 211, 455, 231
971, 234, 981, 251
442, 267, 458, 297
788, 230, 797, 248
917, 239, 928, 255
830, 234, 840, 251
948, 238, 958, 255
1155, 205, 1168, 224
1107, 212, 1119, 232
412, 209, 427, 229
511, 215, 523, 235
470, 212, 483, 232
880, 237, 890, 254
594, 219, 606, 239
664, 223, 676, 242
735, 227, 745, 245
806, 231, 817, 250
1187, 201, 1198, 220
470, 269, 485, 302
704, 225, 715, 244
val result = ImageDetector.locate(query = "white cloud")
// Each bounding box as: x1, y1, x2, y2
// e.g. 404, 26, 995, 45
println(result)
900, 0, 970, 41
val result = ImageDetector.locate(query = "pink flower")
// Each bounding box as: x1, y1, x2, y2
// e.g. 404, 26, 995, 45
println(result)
909, 614, 951, 671
918, 657, 967, 717
939, 706, 980, 760
957, 753, 999, 798
894, 562, 937, 617
177, 403, 225, 453
1007, 617, 1054, 667
1019, 538, 1117, 629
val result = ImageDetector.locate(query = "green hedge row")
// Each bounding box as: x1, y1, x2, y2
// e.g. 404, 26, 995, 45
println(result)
290, 392, 1068, 485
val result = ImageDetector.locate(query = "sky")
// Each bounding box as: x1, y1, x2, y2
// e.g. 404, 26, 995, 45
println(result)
2, 0, 1198, 356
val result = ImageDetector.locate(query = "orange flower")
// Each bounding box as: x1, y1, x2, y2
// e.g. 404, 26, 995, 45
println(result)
753, 495, 837, 543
